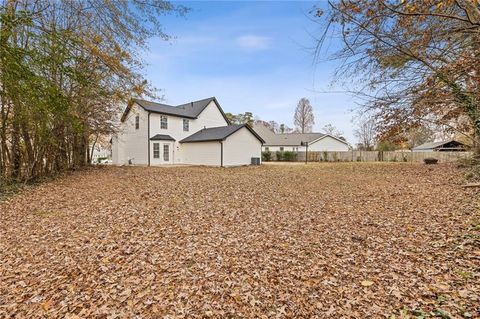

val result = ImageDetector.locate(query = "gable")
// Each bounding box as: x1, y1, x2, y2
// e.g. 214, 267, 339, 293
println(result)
310, 134, 349, 146
195, 100, 229, 127
308, 135, 350, 152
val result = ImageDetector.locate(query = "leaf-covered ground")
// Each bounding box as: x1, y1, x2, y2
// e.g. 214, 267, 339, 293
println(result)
0, 163, 478, 318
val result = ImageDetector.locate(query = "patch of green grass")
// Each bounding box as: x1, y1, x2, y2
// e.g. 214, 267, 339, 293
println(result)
454, 269, 473, 280
390, 307, 453, 319
0, 182, 25, 202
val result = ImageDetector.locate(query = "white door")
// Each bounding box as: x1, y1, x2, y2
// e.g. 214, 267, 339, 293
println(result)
162, 143, 173, 164
151, 141, 173, 165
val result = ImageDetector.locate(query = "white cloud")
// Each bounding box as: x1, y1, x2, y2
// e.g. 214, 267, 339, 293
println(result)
235, 35, 271, 50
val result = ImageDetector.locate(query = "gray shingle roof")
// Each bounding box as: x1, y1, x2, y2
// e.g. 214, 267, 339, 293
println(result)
413, 139, 466, 150
150, 134, 175, 141
133, 97, 215, 119
122, 97, 229, 123
252, 123, 326, 146
180, 124, 265, 143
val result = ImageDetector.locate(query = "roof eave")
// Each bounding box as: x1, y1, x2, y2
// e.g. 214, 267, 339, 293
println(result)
145, 109, 197, 119
179, 138, 223, 143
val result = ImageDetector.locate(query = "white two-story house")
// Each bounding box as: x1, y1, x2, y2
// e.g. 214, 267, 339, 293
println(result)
112, 97, 264, 167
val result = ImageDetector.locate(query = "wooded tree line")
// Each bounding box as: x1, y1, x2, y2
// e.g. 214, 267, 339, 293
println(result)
0, 0, 185, 182
316, 0, 480, 154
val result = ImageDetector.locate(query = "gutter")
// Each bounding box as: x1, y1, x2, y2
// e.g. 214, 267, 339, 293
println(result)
147, 112, 151, 166
220, 141, 224, 167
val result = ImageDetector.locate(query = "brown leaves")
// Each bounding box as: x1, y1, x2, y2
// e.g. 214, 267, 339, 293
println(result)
0, 164, 478, 318
361, 280, 375, 287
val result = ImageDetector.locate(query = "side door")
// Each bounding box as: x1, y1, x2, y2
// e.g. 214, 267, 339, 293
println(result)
162, 143, 173, 164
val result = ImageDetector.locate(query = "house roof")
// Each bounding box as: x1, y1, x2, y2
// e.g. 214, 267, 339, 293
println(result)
150, 134, 175, 141
413, 139, 466, 151
180, 124, 265, 144
121, 97, 230, 123
252, 123, 327, 146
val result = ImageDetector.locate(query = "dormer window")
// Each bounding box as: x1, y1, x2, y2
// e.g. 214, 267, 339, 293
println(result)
183, 119, 189, 132
160, 115, 168, 129
135, 115, 139, 130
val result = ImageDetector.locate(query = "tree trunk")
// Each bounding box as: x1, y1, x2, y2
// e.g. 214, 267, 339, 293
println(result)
11, 116, 21, 180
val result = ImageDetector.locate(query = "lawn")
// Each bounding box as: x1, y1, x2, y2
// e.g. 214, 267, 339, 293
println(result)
0, 163, 478, 318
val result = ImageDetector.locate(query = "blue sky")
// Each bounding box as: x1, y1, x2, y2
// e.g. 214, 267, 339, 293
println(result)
142, 1, 357, 142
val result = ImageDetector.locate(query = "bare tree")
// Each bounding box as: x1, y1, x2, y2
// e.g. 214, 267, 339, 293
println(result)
323, 124, 344, 139
354, 116, 377, 151
294, 98, 315, 133
279, 123, 293, 134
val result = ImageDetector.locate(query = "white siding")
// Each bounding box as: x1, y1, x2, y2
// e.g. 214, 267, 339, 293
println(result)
112, 104, 148, 165
194, 101, 228, 129
223, 127, 262, 166
148, 100, 228, 164
112, 135, 122, 164
263, 146, 305, 152
309, 136, 349, 152
182, 142, 221, 166
262, 137, 349, 153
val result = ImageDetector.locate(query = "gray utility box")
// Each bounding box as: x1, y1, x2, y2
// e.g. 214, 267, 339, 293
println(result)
251, 157, 261, 165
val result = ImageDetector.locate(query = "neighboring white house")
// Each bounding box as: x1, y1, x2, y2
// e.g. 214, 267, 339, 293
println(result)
112, 97, 264, 166
90, 143, 111, 163
252, 123, 350, 152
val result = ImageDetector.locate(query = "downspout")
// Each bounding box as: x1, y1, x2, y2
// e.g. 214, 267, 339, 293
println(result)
147, 112, 151, 166
220, 140, 223, 167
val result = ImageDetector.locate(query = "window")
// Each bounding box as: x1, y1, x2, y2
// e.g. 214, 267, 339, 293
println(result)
294, 147, 298, 152
153, 143, 160, 159
265, 147, 269, 151
183, 119, 189, 131
163, 144, 169, 161
160, 116, 168, 129
135, 115, 139, 130
279, 147, 284, 151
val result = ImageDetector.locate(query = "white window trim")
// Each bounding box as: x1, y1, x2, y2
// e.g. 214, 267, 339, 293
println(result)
135, 115, 140, 130
153, 143, 160, 158
160, 115, 168, 129
163, 144, 169, 161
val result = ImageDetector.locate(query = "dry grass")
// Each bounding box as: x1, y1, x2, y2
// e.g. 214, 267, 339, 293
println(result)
0, 163, 478, 318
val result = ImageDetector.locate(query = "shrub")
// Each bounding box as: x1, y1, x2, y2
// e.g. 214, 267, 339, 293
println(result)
283, 151, 297, 162
424, 158, 438, 165
458, 156, 480, 181
275, 151, 284, 161
332, 153, 338, 162
262, 150, 272, 162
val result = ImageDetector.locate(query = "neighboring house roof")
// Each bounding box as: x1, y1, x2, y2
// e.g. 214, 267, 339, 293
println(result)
413, 139, 467, 151
121, 97, 230, 123
252, 123, 348, 147
150, 134, 175, 141
180, 124, 265, 144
